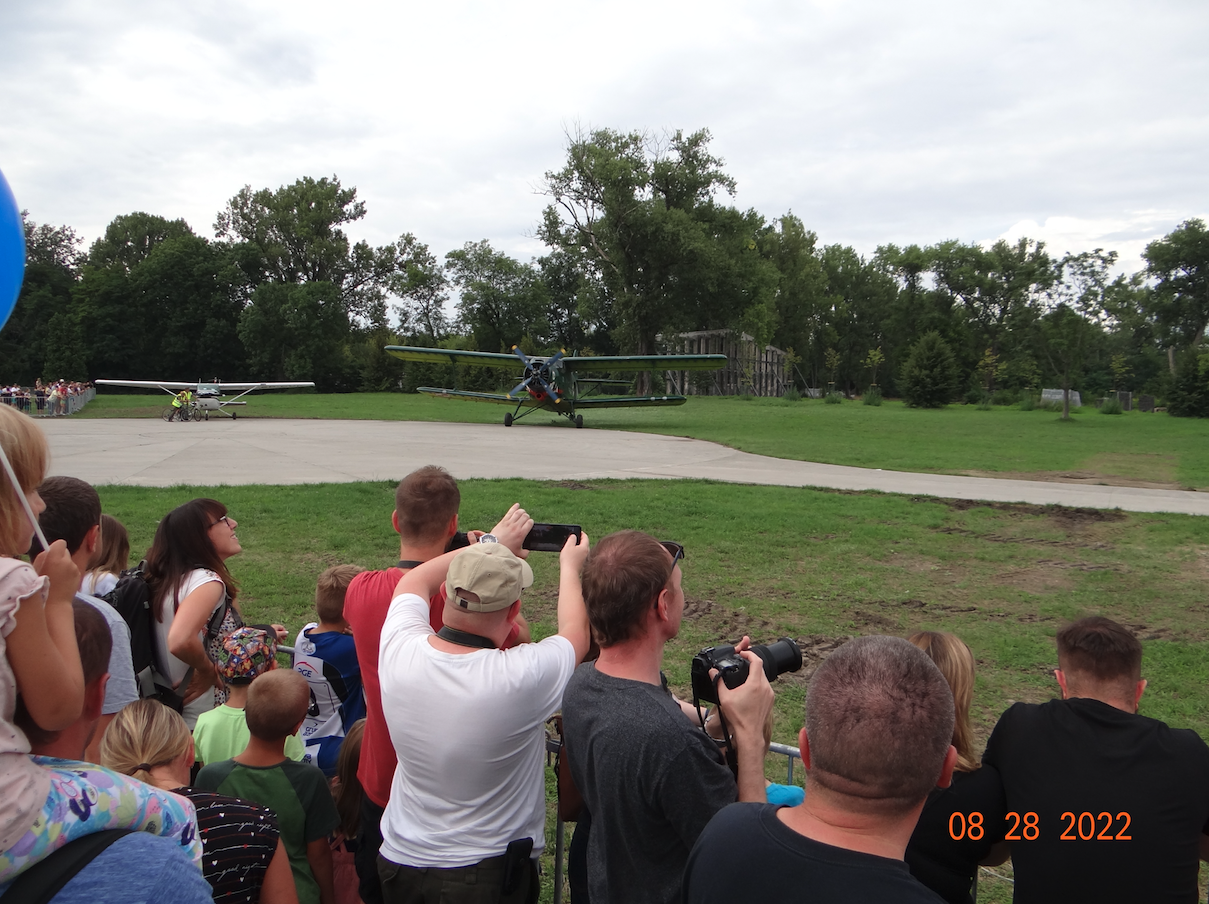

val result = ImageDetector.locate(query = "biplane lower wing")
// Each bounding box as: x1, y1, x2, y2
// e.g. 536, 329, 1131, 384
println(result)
572, 395, 688, 409
416, 388, 548, 408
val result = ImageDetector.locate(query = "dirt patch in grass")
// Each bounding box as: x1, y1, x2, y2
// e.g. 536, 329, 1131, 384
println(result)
960, 467, 1182, 490
552, 481, 595, 490
993, 567, 1077, 594
937, 498, 1128, 524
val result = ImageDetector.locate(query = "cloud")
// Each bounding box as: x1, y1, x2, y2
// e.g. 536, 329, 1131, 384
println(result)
1, 0, 1206, 273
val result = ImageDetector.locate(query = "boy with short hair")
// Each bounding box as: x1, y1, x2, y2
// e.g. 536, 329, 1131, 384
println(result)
292, 564, 366, 776
196, 669, 340, 904
193, 627, 306, 766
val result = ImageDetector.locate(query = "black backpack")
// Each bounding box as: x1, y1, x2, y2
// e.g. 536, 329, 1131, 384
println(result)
101, 562, 230, 712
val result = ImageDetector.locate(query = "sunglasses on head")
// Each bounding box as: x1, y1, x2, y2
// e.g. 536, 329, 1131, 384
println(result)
659, 541, 685, 567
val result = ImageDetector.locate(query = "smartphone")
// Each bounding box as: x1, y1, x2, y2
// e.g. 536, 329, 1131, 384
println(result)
523, 523, 582, 552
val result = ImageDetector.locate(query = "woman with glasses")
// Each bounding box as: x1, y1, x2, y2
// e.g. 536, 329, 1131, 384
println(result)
145, 498, 248, 728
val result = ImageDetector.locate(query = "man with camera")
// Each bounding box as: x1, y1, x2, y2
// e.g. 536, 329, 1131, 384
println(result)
683, 635, 958, 902
560, 530, 775, 904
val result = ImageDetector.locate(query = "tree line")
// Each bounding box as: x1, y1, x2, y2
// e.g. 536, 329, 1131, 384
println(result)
3, 128, 1208, 414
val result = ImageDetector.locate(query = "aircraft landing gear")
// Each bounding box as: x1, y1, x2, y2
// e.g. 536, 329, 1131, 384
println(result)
575, 415, 583, 429
504, 413, 513, 427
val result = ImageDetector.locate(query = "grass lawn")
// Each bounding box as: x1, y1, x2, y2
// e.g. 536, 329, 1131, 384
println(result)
82, 391, 1209, 489
96, 477, 1209, 902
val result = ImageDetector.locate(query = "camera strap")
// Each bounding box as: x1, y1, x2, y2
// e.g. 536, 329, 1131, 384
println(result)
437, 625, 497, 649
396, 560, 423, 569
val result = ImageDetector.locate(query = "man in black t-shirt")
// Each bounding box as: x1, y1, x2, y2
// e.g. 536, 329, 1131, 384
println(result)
684, 635, 958, 904
983, 616, 1209, 904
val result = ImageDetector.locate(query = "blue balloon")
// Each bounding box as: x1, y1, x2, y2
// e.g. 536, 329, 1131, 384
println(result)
0, 167, 26, 335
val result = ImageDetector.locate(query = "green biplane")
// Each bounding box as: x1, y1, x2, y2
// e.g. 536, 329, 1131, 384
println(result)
385, 345, 727, 428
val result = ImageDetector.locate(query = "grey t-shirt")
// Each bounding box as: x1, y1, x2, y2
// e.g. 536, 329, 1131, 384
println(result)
561, 663, 736, 904
77, 592, 138, 715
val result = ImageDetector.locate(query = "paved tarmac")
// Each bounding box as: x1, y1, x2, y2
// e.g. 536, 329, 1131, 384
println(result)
39, 418, 1209, 516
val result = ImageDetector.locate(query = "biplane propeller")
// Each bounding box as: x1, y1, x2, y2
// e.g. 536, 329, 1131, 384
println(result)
385, 344, 727, 428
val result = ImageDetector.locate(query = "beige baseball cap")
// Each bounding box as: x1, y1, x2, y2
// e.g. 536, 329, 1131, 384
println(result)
446, 543, 534, 613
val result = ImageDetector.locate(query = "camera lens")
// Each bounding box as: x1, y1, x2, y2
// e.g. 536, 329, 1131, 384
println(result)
750, 637, 803, 682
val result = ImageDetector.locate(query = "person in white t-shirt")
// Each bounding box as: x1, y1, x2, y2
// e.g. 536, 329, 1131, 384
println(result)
376, 508, 591, 904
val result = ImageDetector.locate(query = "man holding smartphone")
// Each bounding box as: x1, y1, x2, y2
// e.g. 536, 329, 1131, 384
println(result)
343, 465, 532, 904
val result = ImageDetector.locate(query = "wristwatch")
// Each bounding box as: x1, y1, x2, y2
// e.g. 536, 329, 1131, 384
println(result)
479, 534, 499, 544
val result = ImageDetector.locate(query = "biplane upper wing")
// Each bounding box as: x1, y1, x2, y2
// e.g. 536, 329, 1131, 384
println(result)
416, 388, 548, 407
385, 347, 523, 368
563, 354, 728, 372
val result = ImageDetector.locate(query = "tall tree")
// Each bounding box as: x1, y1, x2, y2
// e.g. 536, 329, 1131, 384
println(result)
540, 127, 776, 390
0, 214, 82, 384
445, 241, 548, 352
1144, 218, 1209, 363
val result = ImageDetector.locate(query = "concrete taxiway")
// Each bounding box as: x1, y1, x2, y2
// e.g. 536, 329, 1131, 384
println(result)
39, 418, 1209, 516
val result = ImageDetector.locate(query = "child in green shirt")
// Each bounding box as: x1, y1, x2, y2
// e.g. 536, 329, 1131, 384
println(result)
193, 627, 306, 767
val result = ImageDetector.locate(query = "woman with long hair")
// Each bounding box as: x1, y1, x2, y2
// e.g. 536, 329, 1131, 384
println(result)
101, 699, 297, 904
81, 513, 129, 598
904, 631, 1007, 904
144, 498, 245, 727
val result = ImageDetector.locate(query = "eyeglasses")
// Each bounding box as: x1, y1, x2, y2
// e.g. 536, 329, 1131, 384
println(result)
209, 515, 232, 529
659, 541, 685, 566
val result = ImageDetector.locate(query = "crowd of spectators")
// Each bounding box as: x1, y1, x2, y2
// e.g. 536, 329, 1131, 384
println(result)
0, 379, 94, 416
2, 402, 1208, 904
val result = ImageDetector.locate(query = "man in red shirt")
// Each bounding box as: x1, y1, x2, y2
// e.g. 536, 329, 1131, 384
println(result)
343, 465, 530, 904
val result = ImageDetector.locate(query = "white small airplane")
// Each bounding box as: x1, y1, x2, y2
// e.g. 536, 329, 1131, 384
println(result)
95, 379, 315, 420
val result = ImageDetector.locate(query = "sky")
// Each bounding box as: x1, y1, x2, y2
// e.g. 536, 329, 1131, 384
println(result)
2, 0, 1207, 278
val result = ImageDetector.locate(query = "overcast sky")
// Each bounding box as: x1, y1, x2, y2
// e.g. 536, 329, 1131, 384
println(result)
3, 0, 1207, 277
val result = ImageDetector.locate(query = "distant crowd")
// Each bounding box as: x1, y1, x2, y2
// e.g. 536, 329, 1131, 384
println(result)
0, 379, 94, 416
1, 402, 1208, 904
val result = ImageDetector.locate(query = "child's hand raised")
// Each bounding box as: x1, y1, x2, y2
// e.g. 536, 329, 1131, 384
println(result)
33, 539, 80, 607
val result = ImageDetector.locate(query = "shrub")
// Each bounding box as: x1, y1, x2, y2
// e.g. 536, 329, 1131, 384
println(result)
1100, 396, 1123, 415
737, 393, 755, 402
863, 387, 883, 406
992, 389, 1019, 406
976, 395, 993, 411
963, 387, 985, 406
900, 332, 960, 408
824, 391, 843, 405
782, 387, 802, 402
1018, 395, 1036, 411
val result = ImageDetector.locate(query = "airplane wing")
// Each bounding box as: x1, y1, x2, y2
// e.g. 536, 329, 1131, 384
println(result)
563, 354, 728, 372
96, 379, 314, 391
200, 382, 315, 391
417, 388, 548, 407
572, 395, 688, 409
386, 347, 525, 368
95, 379, 196, 391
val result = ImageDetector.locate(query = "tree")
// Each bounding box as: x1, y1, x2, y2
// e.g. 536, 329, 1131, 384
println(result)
928, 238, 1055, 386
864, 347, 885, 386
540, 127, 777, 391
1144, 219, 1209, 353
900, 331, 960, 408
1039, 305, 1091, 420
388, 233, 450, 341
445, 241, 548, 352
0, 214, 82, 384
75, 215, 243, 380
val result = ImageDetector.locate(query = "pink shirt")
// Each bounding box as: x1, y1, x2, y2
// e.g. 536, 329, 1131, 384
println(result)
0, 558, 53, 851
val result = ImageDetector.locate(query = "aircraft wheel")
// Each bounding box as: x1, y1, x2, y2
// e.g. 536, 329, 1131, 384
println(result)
575, 415, 584, 429
504, 413, 513, 427
232, 411, 237, 421
161, 407, 175, 422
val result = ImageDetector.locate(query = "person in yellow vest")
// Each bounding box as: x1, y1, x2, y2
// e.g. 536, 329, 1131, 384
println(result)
170, 389, 190, 421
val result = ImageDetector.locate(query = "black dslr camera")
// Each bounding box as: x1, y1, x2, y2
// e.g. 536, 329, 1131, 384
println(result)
690, 637, 803, 705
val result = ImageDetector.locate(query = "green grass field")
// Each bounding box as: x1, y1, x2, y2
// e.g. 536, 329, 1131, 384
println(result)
95, 477, 1209, 902
82, 391, 1209, 489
